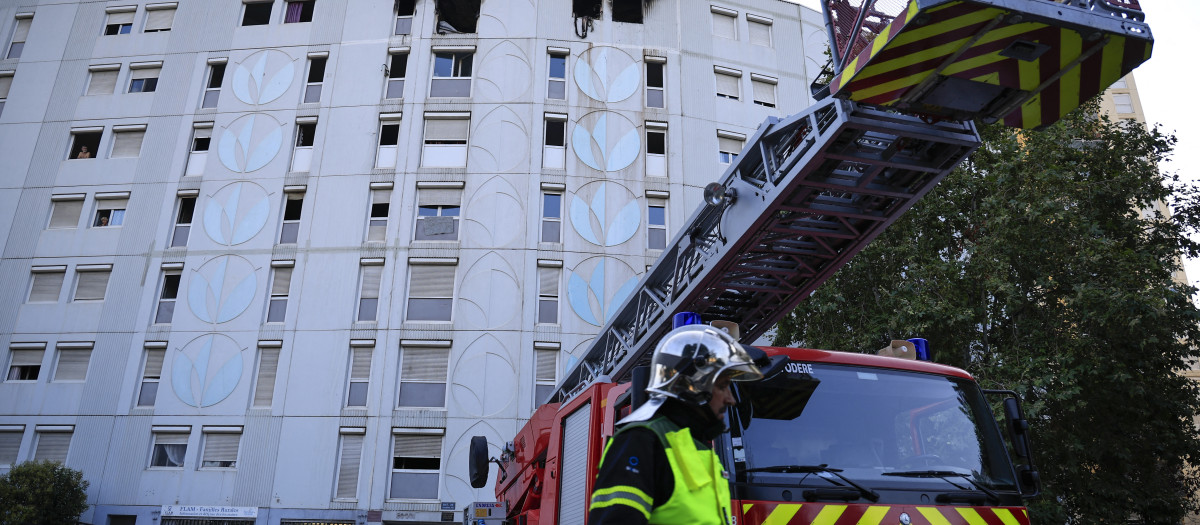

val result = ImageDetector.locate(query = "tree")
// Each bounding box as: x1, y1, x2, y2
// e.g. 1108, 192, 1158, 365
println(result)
0, 461, 89, 525
774, 103, 1200, 523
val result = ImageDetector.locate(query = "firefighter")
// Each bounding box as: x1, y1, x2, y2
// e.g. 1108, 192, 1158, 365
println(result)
588, 324, 763, 525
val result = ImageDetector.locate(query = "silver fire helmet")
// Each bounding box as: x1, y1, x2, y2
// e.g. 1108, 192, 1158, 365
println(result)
646, 324, 763, 405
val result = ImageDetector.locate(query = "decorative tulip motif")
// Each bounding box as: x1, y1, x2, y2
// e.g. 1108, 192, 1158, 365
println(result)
232, 49, 295, 105
574, 46, 640, 103
568, 258, 640, 327
570, 182, 640, 247
171, 334, 246, 408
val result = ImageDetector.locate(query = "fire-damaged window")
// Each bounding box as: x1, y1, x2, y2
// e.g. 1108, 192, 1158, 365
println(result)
612, 0, 642, 23
434, 0, 478, 34
574, 0, 601, 19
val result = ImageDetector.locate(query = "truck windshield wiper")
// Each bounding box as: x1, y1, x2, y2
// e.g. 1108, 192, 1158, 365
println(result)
881, 470, 999, 504
742, 464, 879, 502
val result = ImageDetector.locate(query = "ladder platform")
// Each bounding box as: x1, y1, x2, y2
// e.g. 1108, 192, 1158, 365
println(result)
553, 99, 981, 401
824, 0, 1152, 129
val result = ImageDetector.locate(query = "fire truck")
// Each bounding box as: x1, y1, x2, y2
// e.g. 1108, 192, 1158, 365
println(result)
467, 0, 1152, 523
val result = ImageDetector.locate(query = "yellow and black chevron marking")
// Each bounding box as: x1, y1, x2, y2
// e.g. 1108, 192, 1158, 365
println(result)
828, 0, 1153, 129
738, 501, 1031, 525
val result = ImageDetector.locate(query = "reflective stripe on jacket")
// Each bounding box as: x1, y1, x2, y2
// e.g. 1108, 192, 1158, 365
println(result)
590, 416, 732, 525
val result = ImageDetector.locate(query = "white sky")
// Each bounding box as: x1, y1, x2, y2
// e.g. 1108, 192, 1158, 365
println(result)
789, 0, 1200, 288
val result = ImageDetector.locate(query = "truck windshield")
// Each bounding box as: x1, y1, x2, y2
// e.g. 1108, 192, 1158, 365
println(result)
732, 363, 1017, 492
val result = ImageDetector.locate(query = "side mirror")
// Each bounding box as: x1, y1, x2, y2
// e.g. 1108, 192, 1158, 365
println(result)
1003, 397, 1031, 459
469, 435, 490, 489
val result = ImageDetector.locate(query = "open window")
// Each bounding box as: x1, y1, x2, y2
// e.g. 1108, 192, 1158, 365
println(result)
434, 0, 478, 33
395, 0, 415, 35
612, 0, 642, 23
69, 128, 103, 160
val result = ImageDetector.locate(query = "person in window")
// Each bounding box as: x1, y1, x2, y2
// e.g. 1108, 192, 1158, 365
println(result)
588, 324, 763, 525
76, 146, 91, 159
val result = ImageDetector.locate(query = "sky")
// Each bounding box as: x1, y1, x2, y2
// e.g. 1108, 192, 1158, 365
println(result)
792, 0, 1200, 287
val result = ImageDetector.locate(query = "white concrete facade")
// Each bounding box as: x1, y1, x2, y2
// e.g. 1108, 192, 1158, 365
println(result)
0, 0, 825, 523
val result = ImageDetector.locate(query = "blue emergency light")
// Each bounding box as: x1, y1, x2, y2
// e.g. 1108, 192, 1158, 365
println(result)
906, 338, 931, 361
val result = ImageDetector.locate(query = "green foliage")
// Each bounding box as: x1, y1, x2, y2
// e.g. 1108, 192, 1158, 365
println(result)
774, 102, 1200, 523
0, 461, 89, 525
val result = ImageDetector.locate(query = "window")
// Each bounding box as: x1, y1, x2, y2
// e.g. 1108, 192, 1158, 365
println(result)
414, 188, 460, 241
0, 70, 11, 117
49, 196, 83, 229
33, 430, 72, 463
280, 192, 303, 244
718, 132, 743, 165
405, 264, 454, 322
547, 51, 567, 100
111, 127, 145, 158
292, 120, 316, 172
0, 429, 21, 467
534, 347, 557, 404
541, 192, 562, 243
376, 115, 402, 168
137, 347, 164, 406
266, 261, 293, 323
304, 55, 326, 103
751, 74, 777, 108
143, 4, 176, 32
86, 65, 119, 95
648, 200, 667, 250
284, 0, 314, 23
386, 51, 407, 99
612, 0, 642, 23
69, 129, 102, 160
7, 16, 31, 60
155, 269, 181, 323
357, 259, 383, 322
715, 67, 741, 100
108, 516, 137, 525
53, 343, 91, 382
242, 1, 273, 26
6, 348, 43, 381
537, 265, 559, 324
252, 346, 280, 407
539, 114, 568, 170
74, 266, 112, 302
434, 0, 478, 33
170, 195, 196, 247
1111, 77, 1128, 89
573, 0, 601, 19
389, 433, 442, 499
421, 114, 469, 167
104, 8, 134, 35
645, 58, 665, 108
366, 188, 390, 242
201, 429, 240, 468
398, 344, 449, 406
430, 51, 473, 98
748, 15, 772, 47
345, 345, 371, 407
646, 122, 667, 177
28, 267, 65, 302
395, 0, 415, 34
128, 65, 160, 93
334, 429, 364, 500
711, 7, 736, 39
150, 431, 188, 468
186, 124, 212, 176
93, 197, 128, 227
1113, 93, 1134, 114
201, 62, 225, 108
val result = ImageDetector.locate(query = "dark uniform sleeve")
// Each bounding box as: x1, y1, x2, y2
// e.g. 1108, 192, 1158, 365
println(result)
588, 427, 673, 525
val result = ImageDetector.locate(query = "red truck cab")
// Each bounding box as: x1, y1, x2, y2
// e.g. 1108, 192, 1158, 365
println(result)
474, 346, 1039, 525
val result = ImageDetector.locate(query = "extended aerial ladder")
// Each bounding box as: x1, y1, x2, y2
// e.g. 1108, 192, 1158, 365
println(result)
550, 0, 1152, 403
